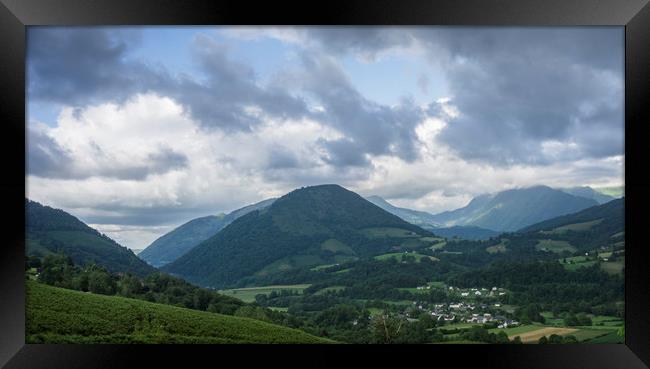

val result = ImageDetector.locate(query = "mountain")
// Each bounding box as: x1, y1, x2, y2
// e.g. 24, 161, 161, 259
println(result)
163, 184, 434, 288
519, 197, 624, 235
429, 186, 599, 232
138, 198, 276, 267
365, 195, 441, 227
365, 196, 498, 240
560, 186, 616, 204
26, 200, 156, 277
27, 281, 333, 344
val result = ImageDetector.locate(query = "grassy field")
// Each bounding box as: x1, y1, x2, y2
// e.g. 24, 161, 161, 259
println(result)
584, 330, 624, 343
541, 219, 603, 234
536, 239, 577, 253
486, 244, 507, 253
428, 281, 446, 288
513, 327, 578, 343
489, 321, 622, 344
320, 239, 354, 254
430, 241, 447, 251
268, 307, 289, 312
256, 255, 326, 276
488, 324, 543, 337
314, 286, 346, 295
601, 259, 624, 275
420, 237, 445, 243
610, 231, 624, 239
374, 252, 438, 262
397, 287, 429, 294
219, 284, 311, 303
361, 227, 420, 238
310, 263, 338, 271
26, 281, 332, 344
559, 255, 598, 270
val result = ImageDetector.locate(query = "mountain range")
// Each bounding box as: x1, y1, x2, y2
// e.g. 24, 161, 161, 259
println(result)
162, 184, 434, 288
138, 198, 276, 267
138, 184, 618, 267
425, 185, 600, 232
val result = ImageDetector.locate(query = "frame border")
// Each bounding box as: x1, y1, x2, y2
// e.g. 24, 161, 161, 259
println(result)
1, 0, 649, 368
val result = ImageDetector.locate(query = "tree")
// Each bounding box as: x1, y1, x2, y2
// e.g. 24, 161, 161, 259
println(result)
576, 313, 592, 326
538, 336, 548, 344
496, 331, 510, 343
372, 314, 405, 344
564, 314, 580, 326
87, 266, 116, 295
38, 254, 75, 287
548, 334, 564, 344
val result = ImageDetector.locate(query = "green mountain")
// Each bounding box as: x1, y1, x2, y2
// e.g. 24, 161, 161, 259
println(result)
26, 199, 156, 277
163, 184, 434, 288
560, 186, 616, 204
26, 281, 332, 344
139, 198, 276, 267
519, 197, 624, 235
429, 186, 599, 232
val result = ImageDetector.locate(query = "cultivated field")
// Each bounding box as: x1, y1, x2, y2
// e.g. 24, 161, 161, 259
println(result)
361, 227, 420, 238
541, 219, 603, 234
374, 252, 438, 262
536, 239, 577, 253
510, 327, 578, 343
219, 284, 311, 303
26, 281, 332, 344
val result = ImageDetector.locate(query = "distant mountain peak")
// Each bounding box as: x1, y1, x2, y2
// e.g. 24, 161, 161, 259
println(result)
429, 186, 598, 232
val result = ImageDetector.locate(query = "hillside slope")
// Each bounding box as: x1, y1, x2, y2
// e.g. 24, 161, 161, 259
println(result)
139, 198, 276, 267
26, 200, 156, 277
560, 186, 616, 204
26, 281, 332, 344
164, 184, 434, 288
430, 186, 598, 232
520, 197, 624, 235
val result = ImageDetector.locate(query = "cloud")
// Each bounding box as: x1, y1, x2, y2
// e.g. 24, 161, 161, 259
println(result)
289, 52, 426, 166
27, 29, 312, 133
28, 95, 191, 180
269, 27, 625, 166
26, 124, 76, 178
27, 28, 148, 105
26, 27, 625, 248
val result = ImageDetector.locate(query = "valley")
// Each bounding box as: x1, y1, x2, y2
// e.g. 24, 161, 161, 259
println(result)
25, 184, 625, 344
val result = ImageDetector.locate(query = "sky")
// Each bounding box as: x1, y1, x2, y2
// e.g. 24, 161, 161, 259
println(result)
26, 26, 625, 250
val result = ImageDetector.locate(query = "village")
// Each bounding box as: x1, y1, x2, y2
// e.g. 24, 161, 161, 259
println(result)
400, 284, 520, 329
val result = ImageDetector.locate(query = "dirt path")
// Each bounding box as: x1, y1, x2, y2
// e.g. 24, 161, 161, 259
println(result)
509, 327, 578, 343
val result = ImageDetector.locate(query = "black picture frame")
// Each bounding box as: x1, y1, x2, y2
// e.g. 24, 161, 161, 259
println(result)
1, 0, 649, 368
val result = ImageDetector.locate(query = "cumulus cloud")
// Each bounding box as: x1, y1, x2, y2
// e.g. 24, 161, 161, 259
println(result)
26, 27, 625, 248
237, 27, 624, 166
